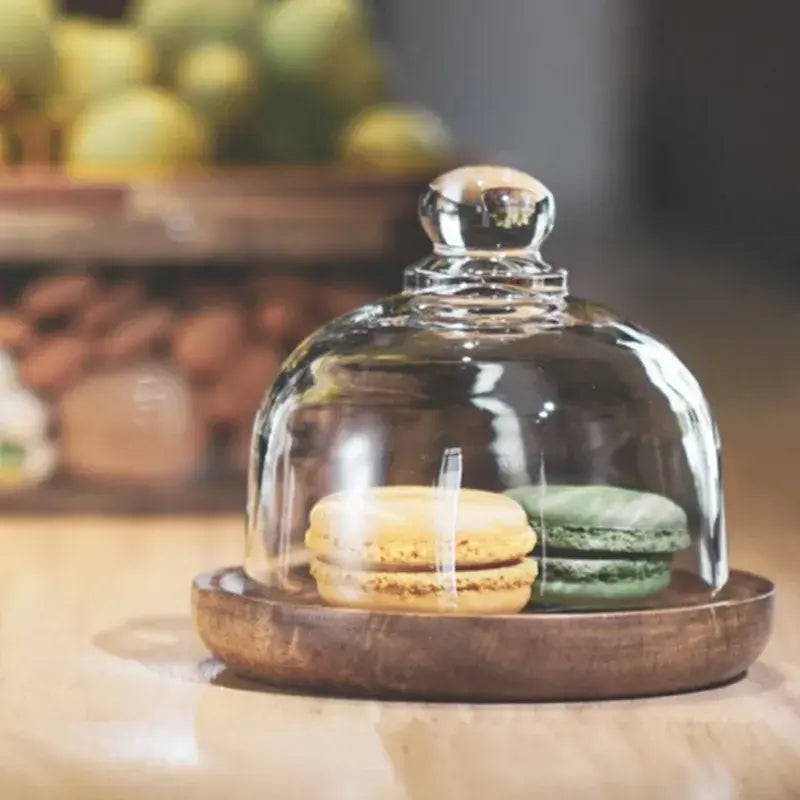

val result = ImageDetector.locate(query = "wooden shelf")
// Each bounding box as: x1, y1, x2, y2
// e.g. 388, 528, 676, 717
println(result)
0, 167, 431, 264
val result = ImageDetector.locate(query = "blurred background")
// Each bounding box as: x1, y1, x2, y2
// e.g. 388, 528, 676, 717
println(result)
0, 0, 796, 560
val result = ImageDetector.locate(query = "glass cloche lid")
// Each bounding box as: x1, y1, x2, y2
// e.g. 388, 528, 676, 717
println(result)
245, 165, 727, 613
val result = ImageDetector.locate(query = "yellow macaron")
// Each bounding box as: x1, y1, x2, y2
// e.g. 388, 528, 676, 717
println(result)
305, 485, 536, 568
305, 485, 538, 614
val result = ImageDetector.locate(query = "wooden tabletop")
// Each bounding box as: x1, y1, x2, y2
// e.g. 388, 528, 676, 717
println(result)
1, 244, 799, 798
0, 511, 797, 799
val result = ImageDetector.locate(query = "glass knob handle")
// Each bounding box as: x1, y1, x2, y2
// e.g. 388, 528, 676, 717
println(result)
419, 165, 555, 254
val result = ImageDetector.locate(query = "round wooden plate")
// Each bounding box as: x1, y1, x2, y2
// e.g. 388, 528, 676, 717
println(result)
192, 567, 775, 701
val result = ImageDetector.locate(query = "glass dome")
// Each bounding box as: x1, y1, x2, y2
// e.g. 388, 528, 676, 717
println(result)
244, 165, 728, 613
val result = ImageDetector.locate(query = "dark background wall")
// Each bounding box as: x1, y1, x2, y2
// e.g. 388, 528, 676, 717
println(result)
380, 0, 799, 271
378, 0, 635, 228
637, 0, 800, 261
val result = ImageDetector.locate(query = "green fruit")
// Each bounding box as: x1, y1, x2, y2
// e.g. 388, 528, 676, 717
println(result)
66, 87, 208, 180
0, 0, 55, 104
129, 0, 194, 60
316, 34, 386, 119
339, 104, 452, 174
260, 0, 365, 80
255, 82, 339, 163
47, 19, 97, 124
131, 0, 260, 69
175, 42, 257, 129
0, 127, 9, 164
56, 22, 156, 116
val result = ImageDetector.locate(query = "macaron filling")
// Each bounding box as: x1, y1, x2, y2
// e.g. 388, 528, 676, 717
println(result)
538, 553, 672, 582
311, 557, 538, 596
536, 525, 690, 553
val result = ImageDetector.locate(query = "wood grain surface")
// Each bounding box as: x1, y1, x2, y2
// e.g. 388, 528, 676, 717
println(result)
193, 567, 774, 701
0, 244, 798, 797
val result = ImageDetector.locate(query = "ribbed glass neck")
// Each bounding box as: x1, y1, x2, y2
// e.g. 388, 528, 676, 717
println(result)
403, 252, 568, 331
403, 251, 568, 295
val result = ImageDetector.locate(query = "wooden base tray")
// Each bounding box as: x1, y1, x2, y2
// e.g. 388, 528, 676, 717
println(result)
192, 567, 775, 701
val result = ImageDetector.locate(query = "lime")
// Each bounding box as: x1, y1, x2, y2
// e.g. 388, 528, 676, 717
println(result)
175, 41, 257, 130
66, 87, 209, 180
260, 0, 364, 80
131, 0, 260, 70
340, 104, 452, 174
0, 0, 56, 105
56, 22, 156, 116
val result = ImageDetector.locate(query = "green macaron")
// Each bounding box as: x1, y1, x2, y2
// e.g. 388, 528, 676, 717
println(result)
505, 485, 690, 606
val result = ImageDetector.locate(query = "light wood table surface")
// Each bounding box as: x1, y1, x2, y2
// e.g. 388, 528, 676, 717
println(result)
1, 248, 799, 799
0, 510, 797, 800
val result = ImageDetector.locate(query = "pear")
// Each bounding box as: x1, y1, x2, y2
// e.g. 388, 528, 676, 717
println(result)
131, 0, 260, 71
55, 21, 156, 118
175, 42, 257, 130
340, 104, 452, 174
54, 15, 98, 54
0, 0, 56, 105
66, 87, 209, 181
259, 0, 365, 81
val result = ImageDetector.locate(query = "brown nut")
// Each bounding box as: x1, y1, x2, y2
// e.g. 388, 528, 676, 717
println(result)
253, 299, 315, 346
251, 275, 317, 341
58, 364, 206, 485
21, 274, 98, 320
0, 311, 33, 352
97, 306, 173, 365
78, 283, 143, 336
172, 305, 247, 381
227, 423, 253, 474
19, 336, 89, 394
205, 345, 280, 426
